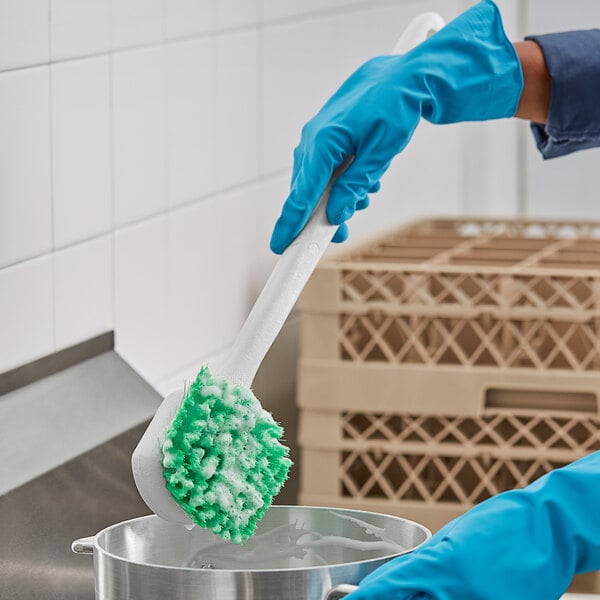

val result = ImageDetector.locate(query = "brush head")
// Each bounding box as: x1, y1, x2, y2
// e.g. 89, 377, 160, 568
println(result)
132, 387, 194, 525
159, 366, 292, 544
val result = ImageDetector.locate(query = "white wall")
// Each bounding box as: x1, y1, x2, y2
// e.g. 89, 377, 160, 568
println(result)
458, 0, 600, 221
10, 0, 598, 390
3, 0, 597, 511
524, 0, 600, 219
0, 0, 504, 392
460, 0, 525, 217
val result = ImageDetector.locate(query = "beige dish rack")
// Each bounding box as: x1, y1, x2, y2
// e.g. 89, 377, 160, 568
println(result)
297, 218, 600, 544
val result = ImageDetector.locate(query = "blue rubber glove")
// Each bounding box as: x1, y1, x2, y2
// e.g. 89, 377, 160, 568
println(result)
347, 450, 600, 600
270, 0, 523, 254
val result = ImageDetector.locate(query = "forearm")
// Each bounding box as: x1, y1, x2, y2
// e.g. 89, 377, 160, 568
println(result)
513, 40, 551, 124
515, 30, 600, 158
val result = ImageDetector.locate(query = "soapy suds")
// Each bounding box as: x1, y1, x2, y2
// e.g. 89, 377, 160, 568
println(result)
330, 511, 402, 549
184, 511, 408, 570
161, 366, 292, 544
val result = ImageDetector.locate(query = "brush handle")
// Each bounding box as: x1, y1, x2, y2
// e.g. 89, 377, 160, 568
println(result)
220, 161, 348, 387
219, 11, 445, 388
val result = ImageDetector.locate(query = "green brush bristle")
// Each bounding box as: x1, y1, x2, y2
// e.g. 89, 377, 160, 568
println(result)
160, 366, 292, 544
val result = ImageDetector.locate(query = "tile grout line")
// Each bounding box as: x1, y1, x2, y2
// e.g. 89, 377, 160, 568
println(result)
108, 0, 117, 344
161, 26, 169, 218
257, 0, 265, 178
516, 0, 531, 218
153, 310, 302, 390
152, 343, 232, 389
0, 0, 403, 77
48, 0, 58, 352
0, 168, 292, 273
162, 0, 170, 358
161, 0, 167, 41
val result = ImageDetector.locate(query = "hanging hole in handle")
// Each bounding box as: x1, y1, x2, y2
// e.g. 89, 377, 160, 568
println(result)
392, 12, 445, 55
325, 584, 359, 600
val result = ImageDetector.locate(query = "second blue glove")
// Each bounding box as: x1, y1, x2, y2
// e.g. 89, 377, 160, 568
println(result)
347, 450, 600, 600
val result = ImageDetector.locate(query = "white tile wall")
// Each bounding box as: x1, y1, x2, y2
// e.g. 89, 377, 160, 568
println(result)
50, 0, 111, 60
491, 0, 521, 39
254, 174, 287, 280
0, 0, 49, 71
530, 142, 600, 221
112, 47, 167, 226
528, 145, 600, 220
215, 30, 259, 188
218, 183, 268, 313
261, 0, 359, 22
215, 0, 259, 31
51, 56, 112, 247
165, 0, 214, 39
114, 216, 168, 383
525, 0, 600, 220
462, 120, 521, 216
0, 256, 54, 373
528, 0, 600, 34
151, 173, 311, 391
154, 346, 229, 397
458, 0, 523, 217
345, 120, 463, 245
111, 0, 164, 50
165, 189, 257, 377
126, 177, 290, 387
0, 0, 517, 386
261, 16, 339, 174
166, 38, 216, 207
0, 67, 52, 268
54, 236, 112, 349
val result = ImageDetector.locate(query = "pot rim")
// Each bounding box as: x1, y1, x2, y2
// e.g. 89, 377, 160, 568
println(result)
86, 505, 431, 574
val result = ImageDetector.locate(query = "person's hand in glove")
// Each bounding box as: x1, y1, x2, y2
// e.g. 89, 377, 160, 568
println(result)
270, 0, 524, 254
347, 450, 600, 600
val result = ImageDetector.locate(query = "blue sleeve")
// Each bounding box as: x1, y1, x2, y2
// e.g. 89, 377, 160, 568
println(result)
525, 30, 600, 159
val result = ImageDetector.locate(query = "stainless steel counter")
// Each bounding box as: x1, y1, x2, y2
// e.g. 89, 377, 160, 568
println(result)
0, 347, 161, 600
0, 350, 161, 495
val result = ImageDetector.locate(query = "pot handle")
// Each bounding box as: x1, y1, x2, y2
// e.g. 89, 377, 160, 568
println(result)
325, 585, 359, 600
71, 536, 95, 555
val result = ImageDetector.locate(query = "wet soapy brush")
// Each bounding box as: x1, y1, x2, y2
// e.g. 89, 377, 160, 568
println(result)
131, 12, 445, 545
131, 167, 345, 543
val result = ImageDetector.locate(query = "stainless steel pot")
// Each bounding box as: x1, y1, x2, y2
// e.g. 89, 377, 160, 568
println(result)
72, 505, 430, 600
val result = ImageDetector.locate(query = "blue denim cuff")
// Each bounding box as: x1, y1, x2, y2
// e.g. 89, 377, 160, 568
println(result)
525, 30, 600, 159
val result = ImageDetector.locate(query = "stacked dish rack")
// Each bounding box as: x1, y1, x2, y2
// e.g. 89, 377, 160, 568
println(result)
297, 218, 600, 591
